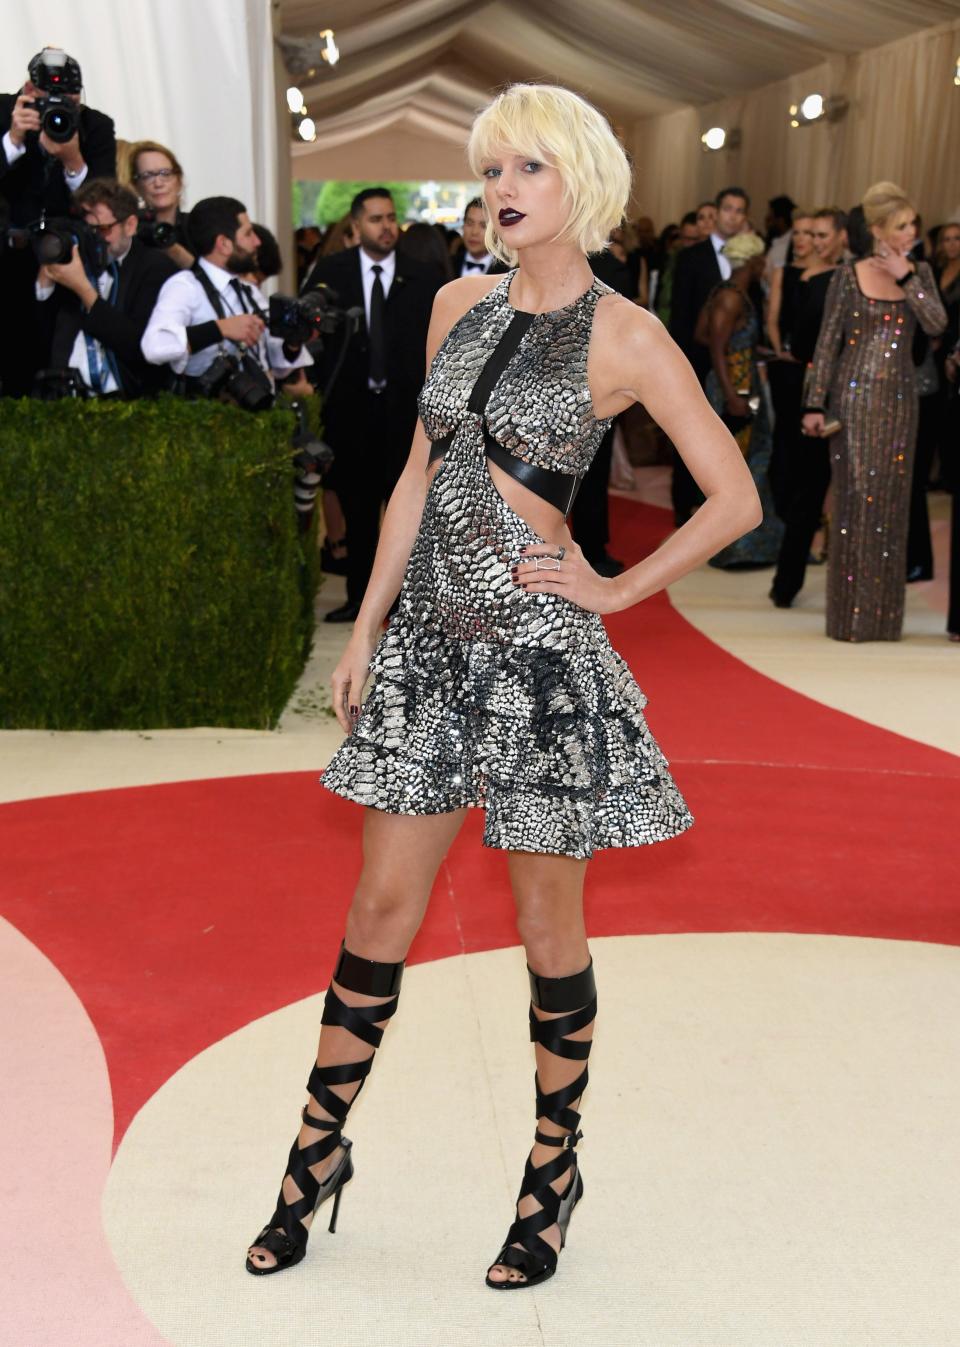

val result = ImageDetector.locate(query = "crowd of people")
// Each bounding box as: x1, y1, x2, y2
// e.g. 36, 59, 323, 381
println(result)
1, 48, 957, 640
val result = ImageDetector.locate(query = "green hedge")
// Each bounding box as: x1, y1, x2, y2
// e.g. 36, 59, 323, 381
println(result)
0, 395, 318, 729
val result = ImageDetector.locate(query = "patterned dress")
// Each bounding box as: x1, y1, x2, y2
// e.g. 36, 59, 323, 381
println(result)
322, 271, 693, 859
803, 262, 946, 641
704, 283, 783, 567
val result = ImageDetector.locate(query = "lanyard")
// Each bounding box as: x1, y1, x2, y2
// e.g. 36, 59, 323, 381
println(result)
84, 262, 122, 393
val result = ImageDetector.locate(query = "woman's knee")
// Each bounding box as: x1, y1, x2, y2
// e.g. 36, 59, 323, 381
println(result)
345, 881, 427, 950
514, 891, 588, 977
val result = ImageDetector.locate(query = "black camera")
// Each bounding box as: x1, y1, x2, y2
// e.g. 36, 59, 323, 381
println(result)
269, 285, 342, 346
25, 93, 79, 145
195, 351, 274, 412
31, 369, 91, 400
287, 398, 334, 522
26, 47, 82, 145
1, 214, 107, 273
137, 211, 177, 249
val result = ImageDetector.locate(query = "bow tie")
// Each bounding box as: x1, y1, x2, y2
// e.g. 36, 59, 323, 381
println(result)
463, 259, 487, 271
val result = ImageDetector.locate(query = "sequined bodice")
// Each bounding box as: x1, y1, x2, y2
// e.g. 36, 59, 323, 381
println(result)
417, 270, 614, 477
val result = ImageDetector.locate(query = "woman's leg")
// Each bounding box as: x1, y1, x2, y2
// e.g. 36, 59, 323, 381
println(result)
487, 851, 595, 1286
248, 806, 467, 1271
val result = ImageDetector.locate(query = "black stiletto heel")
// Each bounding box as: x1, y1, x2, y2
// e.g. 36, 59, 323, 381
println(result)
245, 943, 403, 1276
486, 960, 597, 1290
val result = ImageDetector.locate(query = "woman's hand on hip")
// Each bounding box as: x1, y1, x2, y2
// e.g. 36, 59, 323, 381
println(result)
512, 541, 625, 614
331, 632, 378, 733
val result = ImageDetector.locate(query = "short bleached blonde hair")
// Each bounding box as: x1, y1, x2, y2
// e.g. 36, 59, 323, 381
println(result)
722, 231, 765, 267
467, 83, 632, 266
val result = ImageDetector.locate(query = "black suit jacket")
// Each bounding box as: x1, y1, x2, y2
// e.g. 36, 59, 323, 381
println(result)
449, 244, 508, 278
39, 239, 178, 396
669, 238, 723, 382
302, 248, 441, 449
0, 95, 116, 225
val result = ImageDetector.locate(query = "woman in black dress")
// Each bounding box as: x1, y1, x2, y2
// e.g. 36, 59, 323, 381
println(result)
245, 83, 761, 1289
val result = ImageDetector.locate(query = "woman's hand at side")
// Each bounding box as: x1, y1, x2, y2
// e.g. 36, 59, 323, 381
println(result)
512, 541, 624, 613
802, 411, 825, 436
331, 630, 379, 733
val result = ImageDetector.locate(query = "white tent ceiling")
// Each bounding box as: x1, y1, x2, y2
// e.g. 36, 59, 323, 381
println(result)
282, 0, 960, 179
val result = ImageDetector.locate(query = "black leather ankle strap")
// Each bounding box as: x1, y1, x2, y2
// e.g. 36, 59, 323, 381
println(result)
332, 941, 404, 997
527, 959, 595, 1012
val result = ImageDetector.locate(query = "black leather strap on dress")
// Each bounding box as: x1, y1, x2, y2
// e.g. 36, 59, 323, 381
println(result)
427, 309, 584, 513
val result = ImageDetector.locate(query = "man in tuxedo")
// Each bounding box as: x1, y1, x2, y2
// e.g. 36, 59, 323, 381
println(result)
450, 198, 507, 279
0, 48, 116, 395
304, 187, 442, 621
668, 185, 749, 522
35, 179, 177, 397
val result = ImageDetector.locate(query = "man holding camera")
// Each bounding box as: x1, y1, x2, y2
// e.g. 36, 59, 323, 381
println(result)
0, 48, 116, 396
34, 180, 178, 398
141, 196, 311, 392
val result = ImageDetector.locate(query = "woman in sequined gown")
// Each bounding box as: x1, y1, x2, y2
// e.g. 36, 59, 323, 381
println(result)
802, 183, 946, 641
245, 85, 761, 1290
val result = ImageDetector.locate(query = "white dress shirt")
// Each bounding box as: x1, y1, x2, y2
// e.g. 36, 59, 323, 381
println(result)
35, 247, 129, 394
141, 257, 312, 380
358, 247, 395, 328
3, 130, 89, 189
711, 232, 733, 282
460, 251, 494, 277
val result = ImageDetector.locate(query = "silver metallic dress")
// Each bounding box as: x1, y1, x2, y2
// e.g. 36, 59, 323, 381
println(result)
322, 272, 693, 859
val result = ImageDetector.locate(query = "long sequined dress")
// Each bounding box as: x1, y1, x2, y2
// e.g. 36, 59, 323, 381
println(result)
322, 272, 693, 859
802, 262, 946, 641
703, 284, 783, 567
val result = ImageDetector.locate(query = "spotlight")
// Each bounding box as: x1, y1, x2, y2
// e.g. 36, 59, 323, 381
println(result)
954, 56, 960, 86
789, 93, 848, 126
297, 116, 316, 143
320, 28, 339, 67
700, 126, 740, 152
286, 86, 305, 114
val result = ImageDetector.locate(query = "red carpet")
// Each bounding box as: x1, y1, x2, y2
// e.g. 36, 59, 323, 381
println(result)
1, 497, 957, 1147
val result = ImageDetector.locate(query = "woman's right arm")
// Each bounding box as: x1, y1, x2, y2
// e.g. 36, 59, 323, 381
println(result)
329, 277, 493, 731
707, 289, 748, 416
801, 265, 848, 436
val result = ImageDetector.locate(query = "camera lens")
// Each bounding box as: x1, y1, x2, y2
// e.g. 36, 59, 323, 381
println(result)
34, 230, 71, 265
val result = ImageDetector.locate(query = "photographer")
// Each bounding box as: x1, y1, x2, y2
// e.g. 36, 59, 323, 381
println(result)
0, 47, 116, 395
141, 196, 311, 392
34, 179, 178, 397
127, 139, 193, 270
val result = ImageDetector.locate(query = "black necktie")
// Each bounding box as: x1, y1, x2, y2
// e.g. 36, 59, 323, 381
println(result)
229, 279, 264, 365
369, 264, 386, 386
463, 259, 486, 272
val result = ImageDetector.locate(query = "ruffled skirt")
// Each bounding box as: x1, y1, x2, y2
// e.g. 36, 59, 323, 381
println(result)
321, 413, 693, 858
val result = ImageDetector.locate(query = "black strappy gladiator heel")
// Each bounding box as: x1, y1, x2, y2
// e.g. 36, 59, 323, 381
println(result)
246, 942, 404, 1276
486, 959, 597, 1290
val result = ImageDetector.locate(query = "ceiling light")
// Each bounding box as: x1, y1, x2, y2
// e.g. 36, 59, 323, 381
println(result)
286, 86, 305, 114
320, 29, 339, 67
297, 116, 316, 143
700, 126, 740, 152
954, 56, 960, 86
789, 93, 848, 127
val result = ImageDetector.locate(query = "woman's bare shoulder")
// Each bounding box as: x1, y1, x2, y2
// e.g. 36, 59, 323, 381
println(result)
593, 291, 669, 356
433, 273, 506, 328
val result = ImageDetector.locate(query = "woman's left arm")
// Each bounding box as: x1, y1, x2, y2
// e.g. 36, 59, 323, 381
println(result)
515, 305, 762, 614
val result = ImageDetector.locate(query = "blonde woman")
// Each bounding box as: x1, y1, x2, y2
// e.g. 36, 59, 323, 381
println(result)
802, 182, 946, 641
127, 139, 193, 269
246, 83, 760, 1288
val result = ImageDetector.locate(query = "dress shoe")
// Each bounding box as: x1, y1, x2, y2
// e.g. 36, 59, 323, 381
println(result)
769, 585, 793, 609
324, 601, 361, 624
320, 539, 348, 576
906, 565, 932, 583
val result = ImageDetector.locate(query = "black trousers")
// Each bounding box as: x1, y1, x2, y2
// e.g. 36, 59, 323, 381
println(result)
949, 481, 960, 636
326, 388, 415, 607
571, 423, 614, 560
768, 360, 831, 603
906, 391, 940, 578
